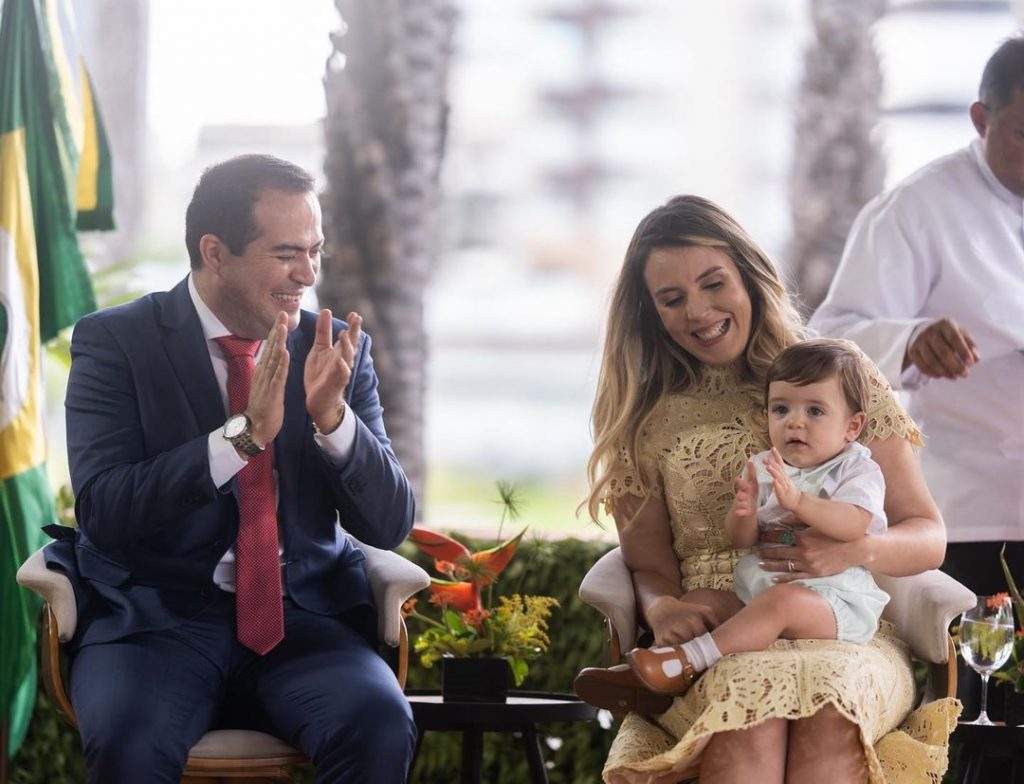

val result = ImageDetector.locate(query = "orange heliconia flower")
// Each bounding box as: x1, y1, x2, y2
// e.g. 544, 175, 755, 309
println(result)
408, 527, 526, 587
426, 579, 480, 612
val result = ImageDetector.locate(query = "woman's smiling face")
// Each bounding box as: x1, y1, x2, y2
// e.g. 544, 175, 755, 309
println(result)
644, 245, 752, 367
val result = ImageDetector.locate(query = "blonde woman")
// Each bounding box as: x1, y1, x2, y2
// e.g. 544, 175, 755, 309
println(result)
576, 196, 954, 783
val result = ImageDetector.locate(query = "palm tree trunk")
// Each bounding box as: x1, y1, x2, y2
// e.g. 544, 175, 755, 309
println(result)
787, 0, 886, 315
321, 0, 455, 514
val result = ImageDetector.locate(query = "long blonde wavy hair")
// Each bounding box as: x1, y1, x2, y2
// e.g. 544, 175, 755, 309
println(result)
584, 195, 806, 523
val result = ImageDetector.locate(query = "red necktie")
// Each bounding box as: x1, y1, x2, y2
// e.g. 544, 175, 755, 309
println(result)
215, 336, 285, 655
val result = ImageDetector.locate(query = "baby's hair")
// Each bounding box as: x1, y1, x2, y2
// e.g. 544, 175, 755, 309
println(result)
765, 338, 870, 414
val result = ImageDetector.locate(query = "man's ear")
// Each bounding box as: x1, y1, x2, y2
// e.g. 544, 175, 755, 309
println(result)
198, 234, 228, 274
970, 101, 989, 138
846, 411, 867, 442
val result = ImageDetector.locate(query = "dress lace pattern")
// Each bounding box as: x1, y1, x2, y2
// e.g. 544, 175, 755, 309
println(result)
602, 361, 950, 784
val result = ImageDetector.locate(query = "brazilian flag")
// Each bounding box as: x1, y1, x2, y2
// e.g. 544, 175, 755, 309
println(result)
0, 0, 113, 761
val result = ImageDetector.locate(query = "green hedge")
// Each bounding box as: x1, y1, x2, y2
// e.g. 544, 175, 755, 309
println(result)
10, 535, 617, 783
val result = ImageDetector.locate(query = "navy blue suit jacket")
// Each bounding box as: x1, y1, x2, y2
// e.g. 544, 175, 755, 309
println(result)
47, 277, 415, 648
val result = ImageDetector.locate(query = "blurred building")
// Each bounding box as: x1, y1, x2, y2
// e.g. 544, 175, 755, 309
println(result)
62, 0, 1021, 528
428, 0, 808, 505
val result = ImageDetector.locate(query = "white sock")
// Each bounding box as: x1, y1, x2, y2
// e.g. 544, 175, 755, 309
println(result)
648, 633, 722, 677
680, 633, 722, 673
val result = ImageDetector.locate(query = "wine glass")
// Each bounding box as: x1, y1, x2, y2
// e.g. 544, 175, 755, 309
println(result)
959, 594, 1015, 725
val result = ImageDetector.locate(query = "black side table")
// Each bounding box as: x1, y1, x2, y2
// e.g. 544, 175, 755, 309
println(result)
952, 722, 1024, 783
406, 690, 598, 784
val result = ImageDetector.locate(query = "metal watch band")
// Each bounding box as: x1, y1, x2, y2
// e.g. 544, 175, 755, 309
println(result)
225, 415, 264, 458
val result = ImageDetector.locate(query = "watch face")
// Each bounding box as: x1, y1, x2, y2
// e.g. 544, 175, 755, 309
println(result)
224, 414, 247, 438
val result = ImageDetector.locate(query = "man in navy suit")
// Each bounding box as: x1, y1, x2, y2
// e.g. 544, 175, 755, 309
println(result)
53, 154, 416, 783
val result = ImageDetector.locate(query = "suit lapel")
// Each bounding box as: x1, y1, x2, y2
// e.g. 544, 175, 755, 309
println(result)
160, 278, 225, 435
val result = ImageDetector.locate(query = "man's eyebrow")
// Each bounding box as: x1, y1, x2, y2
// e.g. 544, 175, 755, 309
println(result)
269, 241, 323, 253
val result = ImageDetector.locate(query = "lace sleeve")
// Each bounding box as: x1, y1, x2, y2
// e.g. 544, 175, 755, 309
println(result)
604, 429, 663, 507
853, 343, 924, 448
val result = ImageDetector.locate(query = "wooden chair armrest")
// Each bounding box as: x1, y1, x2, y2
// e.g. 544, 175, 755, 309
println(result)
16, 546, 77, 642
579, 547, 637, 657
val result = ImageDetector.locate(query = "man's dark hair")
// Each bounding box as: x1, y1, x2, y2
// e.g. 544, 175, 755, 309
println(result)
765, 338, 870, 416
185, 154, 316, 269
979, 36, 1024, 112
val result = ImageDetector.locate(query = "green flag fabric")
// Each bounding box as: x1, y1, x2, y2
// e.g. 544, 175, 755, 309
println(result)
0, 0, 113, 760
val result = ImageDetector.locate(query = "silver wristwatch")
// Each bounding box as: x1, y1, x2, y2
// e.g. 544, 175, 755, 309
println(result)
223, 414, 264, 458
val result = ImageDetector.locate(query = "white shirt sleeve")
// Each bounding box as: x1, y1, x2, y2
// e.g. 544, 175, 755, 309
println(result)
207, 403, 357, 490
829, 457, 888, 535
208, 429, 248, 488
809, 193, 938, 390
312, 403, 357, 465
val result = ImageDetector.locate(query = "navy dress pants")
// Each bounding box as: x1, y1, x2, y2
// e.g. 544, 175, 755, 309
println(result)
69, 592, 416, 784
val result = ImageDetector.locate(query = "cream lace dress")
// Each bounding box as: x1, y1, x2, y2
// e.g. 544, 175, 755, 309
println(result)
603, 364, 960, 784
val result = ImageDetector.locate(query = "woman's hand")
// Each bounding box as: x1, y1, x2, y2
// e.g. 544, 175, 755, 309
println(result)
646, 596, 721, 646
758, 529, 865, 582
645, 590, 743, 645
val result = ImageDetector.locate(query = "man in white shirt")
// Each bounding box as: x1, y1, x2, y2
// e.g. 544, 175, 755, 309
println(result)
811, 37, 1024, 597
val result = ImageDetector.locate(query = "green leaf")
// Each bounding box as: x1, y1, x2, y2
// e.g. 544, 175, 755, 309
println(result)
509, 657, 529, 686
444, 609, 466, 632
1001, 543, 1024, 630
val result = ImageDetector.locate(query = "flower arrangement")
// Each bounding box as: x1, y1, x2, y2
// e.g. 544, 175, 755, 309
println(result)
993, 545, 1024, 693
402, 484, 559, 687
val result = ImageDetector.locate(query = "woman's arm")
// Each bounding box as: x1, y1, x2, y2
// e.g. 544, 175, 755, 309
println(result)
614, 493, 727, 644
858, 432, 946, 573
760, 433, 945, 579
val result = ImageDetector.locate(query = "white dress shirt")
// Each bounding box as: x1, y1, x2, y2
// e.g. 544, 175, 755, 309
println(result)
811, 139, 1024, 543
187, 276, 357, 589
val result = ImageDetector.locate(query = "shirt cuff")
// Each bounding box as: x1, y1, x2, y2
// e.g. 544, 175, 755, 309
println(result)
208, 429, 248, 489
314, 403, 356, 465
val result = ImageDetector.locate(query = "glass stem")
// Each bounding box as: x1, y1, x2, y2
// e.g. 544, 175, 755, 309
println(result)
979, 673, 990, 721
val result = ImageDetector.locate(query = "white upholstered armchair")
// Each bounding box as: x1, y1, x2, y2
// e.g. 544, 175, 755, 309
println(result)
16, 536, 429, 784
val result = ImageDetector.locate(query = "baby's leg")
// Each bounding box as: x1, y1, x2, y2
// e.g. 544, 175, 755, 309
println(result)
628, 584, 835, 695
712, 583, 837, 655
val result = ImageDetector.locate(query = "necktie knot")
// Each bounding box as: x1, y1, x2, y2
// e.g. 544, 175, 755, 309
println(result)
215, 335, 260, 361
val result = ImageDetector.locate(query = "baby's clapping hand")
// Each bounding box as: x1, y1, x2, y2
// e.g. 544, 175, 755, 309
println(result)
764, 448, 801, 511
732, 460, 758, 518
